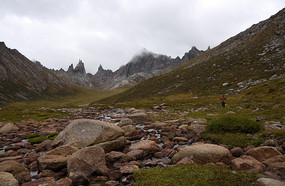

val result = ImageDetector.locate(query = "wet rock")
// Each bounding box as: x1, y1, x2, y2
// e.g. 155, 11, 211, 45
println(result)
172, 143, 232, 164
0, 172, 18, 186
0, 123, 19, 134
22, 177, 56, 186
119, 165, 140, 174
52, 119, 125, 151
118, 118, 134, 127
129, 113, 149, 124
256, 178, 285, 186
246, 146, 282, 162
67, 146, 105, 176
0, 160, 31, 184
231, 155, 264, 172
230, 147, 245, 157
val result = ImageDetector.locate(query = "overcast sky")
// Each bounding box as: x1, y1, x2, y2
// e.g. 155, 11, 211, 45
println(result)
0, 0, 283, 74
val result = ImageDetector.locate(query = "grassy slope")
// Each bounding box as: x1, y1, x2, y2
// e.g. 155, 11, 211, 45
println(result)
98, 9, 285, 104
0, 87, 125, 123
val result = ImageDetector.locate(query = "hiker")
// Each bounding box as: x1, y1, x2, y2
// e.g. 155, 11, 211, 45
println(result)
220, 95, 226, 107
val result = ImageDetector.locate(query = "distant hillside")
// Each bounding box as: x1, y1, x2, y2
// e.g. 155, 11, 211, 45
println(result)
99, 8, 285, 103
0, 42, 74, 104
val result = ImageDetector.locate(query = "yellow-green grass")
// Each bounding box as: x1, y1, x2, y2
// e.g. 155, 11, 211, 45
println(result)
0, 87, 126, 123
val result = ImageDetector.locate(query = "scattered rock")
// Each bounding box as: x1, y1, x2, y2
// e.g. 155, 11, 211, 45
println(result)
119, 165, 140, 174
38, 154, 68, 171
231, 155, 264, 172
22, 177, 56, 186
118, 118, 134, 127
0, 160, 31, 184
0, 172, 19, 186
67, 146, 106, 176
128, 140, 159, 157
230, 147, 244, 157
0, 123, 19, 134
172, 143, 232, 164
188, 124, 206, 135
129, 113, 149, 124
256, 178, 285, 186
246, 146, 282, 162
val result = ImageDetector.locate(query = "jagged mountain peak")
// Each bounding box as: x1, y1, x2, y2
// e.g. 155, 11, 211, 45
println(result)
73, 59, 86, 74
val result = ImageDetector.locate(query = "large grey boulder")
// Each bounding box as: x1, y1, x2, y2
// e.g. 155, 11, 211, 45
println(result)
172, 143, 232, 164
52, 119, 126, 151
256, 178, 285, 186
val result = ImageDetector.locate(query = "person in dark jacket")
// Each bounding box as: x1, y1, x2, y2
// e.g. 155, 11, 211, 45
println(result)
220, 95, 226, 107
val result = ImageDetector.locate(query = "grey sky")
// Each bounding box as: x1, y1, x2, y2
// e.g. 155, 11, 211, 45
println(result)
0, 0, 283, 74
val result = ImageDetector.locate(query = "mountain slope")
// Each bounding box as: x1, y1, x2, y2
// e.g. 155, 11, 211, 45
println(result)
99, 8, 285, 103
0, 42, 74, 104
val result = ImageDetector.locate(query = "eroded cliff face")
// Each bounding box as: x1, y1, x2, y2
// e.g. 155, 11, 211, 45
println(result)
0, 42, 70, 104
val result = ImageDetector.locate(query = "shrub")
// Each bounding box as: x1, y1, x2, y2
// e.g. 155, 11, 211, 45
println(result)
206, 115, 263, 134
47, 133, 58, 140
28, 136, 47, 144
201, 133, 265, 149
24, 133, 39, 139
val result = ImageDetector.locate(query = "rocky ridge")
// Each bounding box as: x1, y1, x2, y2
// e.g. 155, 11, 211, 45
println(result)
0, 106, 284, 185
0, 42, 71, 104
53, 47, 206, 89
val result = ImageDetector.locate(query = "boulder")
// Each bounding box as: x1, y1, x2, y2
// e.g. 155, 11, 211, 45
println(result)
106, 151, 134, 163
263, 155, 285, 179
56, 177, 72, 186
0, 172, 18, 186
129, 113, 149, 124
246, 146, 282, 162
67, 146, 106, 176
0, 160, 31, 184
0, 123, 19, 134
95, 136, 127, 153
128, 140, 159, 157
231, 155, 264, 172
46, 145, 78, 156
22, 177, 56, 186
38, 155, 68, 171
256, 178, 285, 186
52, 119, 126, 150
188, 124, 206, 135
121, 125, 137, 136
119, 165, 140, 174
171, 143, 232, 164
230, 147, 244, 157
118, 118, 134, 127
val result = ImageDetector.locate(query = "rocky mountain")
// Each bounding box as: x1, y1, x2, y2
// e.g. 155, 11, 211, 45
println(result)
99, 8, 285, 103
0, 42, 73, 104
55, 47, 205, 89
